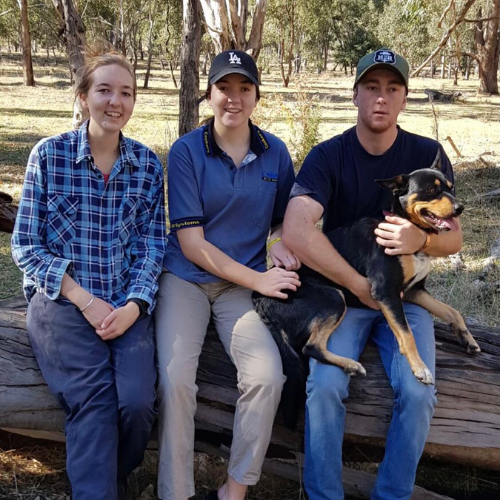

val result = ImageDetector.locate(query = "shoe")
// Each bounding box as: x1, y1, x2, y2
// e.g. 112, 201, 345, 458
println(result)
204, 490, 219, 500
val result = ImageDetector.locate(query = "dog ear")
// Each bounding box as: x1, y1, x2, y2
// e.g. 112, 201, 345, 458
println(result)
375, 175, 410, 195
429, 148, 442, 171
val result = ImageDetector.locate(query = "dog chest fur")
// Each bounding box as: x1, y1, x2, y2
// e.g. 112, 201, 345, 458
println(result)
399, 252, 431, 290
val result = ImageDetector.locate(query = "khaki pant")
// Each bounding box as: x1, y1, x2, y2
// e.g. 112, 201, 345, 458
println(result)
155, 272, 285, 500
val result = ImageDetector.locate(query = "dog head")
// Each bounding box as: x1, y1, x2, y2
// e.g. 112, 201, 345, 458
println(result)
376, 151, 463, 232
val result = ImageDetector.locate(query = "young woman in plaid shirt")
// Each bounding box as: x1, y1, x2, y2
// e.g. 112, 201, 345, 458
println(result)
12, 45, 166, 500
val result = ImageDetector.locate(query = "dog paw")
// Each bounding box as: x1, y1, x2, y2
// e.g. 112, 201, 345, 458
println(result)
414, 365, 434, 385
343, 361, 366, 377
451, 325, 481, 354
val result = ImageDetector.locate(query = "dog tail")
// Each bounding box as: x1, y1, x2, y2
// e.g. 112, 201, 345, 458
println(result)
265, 322, 307, 430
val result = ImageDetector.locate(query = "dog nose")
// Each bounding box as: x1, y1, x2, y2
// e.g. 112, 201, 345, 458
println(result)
454, 202, 464, 215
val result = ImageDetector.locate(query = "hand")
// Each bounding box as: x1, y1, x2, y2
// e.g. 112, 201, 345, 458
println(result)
254, 267, 301, 299
82, 297, 115, 329
375, 215, 427, 255
269, 240, 301, 270
350, 276, 379, 310
96, 302, 141, 341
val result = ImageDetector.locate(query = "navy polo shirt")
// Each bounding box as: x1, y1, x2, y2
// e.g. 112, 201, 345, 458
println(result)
164, 119, 295, 283
291, 126, 454, 233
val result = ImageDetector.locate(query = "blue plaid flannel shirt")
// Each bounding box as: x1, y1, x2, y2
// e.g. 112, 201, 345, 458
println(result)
11, 122, 166, 314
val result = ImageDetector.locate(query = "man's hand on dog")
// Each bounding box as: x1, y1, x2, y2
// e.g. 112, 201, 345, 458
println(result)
269, 240, 302, 271
375, 214, 427, 255
255, 267, 301, 299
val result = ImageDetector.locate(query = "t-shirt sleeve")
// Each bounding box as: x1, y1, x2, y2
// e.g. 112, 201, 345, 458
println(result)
438, 143, 455, 187
270, 144, 295, 228
167, 139, 204, 231
290, 143, 335, 213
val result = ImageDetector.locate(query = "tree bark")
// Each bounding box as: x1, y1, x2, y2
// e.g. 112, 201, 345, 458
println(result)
19, 0, 35, 86
199, 0, 231, 53
178, 0, 200, 136
1, 298, 499, 472
246, 0, 267, 59
474, 1, 499, 94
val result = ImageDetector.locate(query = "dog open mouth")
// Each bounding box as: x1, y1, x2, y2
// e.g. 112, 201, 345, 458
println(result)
422, 210, 460, 231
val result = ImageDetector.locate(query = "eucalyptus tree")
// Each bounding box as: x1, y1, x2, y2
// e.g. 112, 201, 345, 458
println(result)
19, 0, 35, 85
199, 0, 268, 59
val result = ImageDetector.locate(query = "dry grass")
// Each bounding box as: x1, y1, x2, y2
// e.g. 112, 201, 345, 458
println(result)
1, 52, 499, 499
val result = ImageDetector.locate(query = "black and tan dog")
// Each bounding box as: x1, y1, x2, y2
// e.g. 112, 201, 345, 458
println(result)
253, 153, 480, 427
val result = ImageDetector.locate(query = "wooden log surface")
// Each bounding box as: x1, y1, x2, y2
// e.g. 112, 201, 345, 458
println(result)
1, 296, 499, 479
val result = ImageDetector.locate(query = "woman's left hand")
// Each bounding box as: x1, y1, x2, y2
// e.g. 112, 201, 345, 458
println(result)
96, 302, 141, 340
269, 240, 301, 270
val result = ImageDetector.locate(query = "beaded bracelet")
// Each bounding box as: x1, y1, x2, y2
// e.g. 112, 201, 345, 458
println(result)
267, 237, 282, 251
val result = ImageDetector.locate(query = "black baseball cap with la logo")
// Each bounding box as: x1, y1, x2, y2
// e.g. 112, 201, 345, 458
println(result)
208, 50, 259, 87
354, 48, 409, 90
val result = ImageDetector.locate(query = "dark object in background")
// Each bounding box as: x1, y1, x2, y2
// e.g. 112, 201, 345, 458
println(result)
0, 191, 18, 233
424, 89, 463, 102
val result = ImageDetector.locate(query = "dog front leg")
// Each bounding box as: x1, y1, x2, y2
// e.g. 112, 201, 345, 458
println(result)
377, 299, 434, 385
405, 289, 480, 354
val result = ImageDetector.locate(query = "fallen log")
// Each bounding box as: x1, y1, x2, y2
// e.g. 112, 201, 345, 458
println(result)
1, 297, 499, 494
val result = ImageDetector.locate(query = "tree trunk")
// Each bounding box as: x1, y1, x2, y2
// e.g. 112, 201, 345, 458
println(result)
199, 0, 231, 53
1, 298, 499, 473
246, 0, 267, 59
143, 0, 157, 90
51, 0, 87, 128
475, 1, 500, 94
178, 0, 200, 136
19, 0, 35, 86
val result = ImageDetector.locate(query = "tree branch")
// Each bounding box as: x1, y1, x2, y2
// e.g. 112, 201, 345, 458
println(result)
411, 0, 477, 77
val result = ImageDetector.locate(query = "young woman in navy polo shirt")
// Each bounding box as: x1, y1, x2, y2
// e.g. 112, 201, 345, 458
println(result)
155, 50, 300, 500
12, 45, 166, 500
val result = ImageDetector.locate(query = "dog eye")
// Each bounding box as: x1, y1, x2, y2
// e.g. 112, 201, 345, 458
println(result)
427, 187, 438, 195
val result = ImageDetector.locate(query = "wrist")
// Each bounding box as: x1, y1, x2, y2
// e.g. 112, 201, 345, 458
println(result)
126, 298, 148, 317
419, 232, 432, 252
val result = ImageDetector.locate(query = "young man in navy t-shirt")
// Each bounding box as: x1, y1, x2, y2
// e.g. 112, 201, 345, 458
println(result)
283, 49, 463, 500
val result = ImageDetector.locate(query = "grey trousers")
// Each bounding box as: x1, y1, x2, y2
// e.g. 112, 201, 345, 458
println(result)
155, 272, 285, 500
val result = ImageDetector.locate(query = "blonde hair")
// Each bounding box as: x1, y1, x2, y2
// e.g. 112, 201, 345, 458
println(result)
74, 41, 137, 101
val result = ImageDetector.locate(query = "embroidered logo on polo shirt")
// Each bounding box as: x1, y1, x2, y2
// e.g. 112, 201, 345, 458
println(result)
374, 50, 396, 65
256, 129, 269, 150
229, 52, 241, 65
171, 220, 202, 229
203, 129, 211, 155
262, 172, 278, 182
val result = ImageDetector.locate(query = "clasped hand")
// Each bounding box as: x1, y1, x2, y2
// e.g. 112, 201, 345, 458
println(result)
81, 297, 140, 340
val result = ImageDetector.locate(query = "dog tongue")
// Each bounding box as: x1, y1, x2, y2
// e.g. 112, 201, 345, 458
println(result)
440, 217, 459, 231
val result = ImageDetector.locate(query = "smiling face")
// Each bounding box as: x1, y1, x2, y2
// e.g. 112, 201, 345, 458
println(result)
354, 68, 407, 135
207, 73, 258, 132
80, 64, 135, 137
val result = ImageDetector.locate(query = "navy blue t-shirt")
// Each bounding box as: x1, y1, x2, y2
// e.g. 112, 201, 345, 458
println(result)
291, 126, 453, 233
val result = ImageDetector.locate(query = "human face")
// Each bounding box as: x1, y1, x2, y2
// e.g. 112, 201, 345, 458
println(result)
207, 73, 258, 132
354, 69, 407, 135
80, 64, 135, 136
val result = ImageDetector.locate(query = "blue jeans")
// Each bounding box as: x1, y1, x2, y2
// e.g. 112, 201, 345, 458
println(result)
304, 304, 437, 500
26, 293, 157, 500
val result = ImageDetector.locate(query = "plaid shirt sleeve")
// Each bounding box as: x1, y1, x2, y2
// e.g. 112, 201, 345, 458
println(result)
125, 156, 166, 313
11, 141, 73, 300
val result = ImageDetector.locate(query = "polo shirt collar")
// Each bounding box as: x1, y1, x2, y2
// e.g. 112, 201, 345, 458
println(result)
75, 120, 141, 169
202, 118, 270, 157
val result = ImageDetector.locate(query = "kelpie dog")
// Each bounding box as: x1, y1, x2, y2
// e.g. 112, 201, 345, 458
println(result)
253, 152, 480, 427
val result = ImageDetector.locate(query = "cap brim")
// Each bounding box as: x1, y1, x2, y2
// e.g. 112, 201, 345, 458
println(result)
209, 68, 259, 87
355, 64, 407, 87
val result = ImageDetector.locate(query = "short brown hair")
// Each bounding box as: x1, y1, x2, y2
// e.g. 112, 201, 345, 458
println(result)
74, 41, 137, 101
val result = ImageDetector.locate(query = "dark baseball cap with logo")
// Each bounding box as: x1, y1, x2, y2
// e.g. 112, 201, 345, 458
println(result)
354, 49, 409, 90
208, 50, 259, 87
